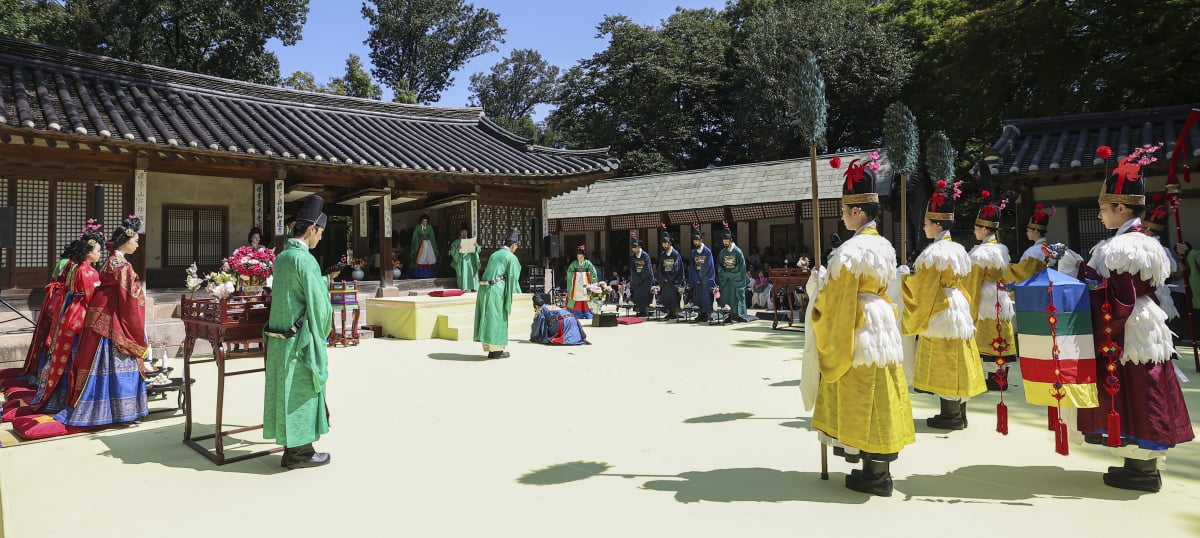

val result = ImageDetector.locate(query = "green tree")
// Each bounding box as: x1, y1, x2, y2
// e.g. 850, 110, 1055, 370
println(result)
329, 54, 384, 100
280, 71, 331, 93
0, 0, 66, 42
468, 49, 559, 121
880, 0, 1200, 153
548, 9, 733, 176
362, 0, 506, 104
727, 0, 913, 159
22, 0, 310, 85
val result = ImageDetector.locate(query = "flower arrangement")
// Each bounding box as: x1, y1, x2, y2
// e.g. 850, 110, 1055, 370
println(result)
226, 245, 276, 280
205, 270, 237, 300
585, 281, 612, 302
798, 256, 810, 269
184, 262, 204, 292
345, 256, 367, 270
392, 259, 403, 269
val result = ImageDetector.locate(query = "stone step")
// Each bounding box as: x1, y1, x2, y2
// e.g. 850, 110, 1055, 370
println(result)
435, 310, 476, 341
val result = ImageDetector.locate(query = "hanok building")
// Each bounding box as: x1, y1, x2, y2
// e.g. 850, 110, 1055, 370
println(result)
981, 104, 1200, 255
0, 36, 617, 289
546, 150, 897, 278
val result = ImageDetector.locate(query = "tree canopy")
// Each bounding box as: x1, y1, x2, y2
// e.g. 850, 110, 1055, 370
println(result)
281, 54, 383, 99
4, 0, 309, 85
362, 0, 506, 104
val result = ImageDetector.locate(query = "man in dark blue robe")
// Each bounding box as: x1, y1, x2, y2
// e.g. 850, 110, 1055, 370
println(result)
628, 236, 656, 316
688, 226, 717, 322
658, 230, 686, 320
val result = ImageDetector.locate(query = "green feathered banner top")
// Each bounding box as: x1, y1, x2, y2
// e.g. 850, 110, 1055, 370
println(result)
925, 131, 958, 183
789, 49, 827, 147
883, 102, 918, 174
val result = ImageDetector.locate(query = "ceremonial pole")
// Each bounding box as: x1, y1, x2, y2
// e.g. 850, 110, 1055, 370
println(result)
1165, 108, 1200, 371
788, 49, 828, 479
883, 103, 918, 263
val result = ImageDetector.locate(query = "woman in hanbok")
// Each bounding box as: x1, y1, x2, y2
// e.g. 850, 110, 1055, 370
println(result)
565, 244, 598, 319
57, 216, 149, 427
25, 226, 105, 413
410, 213, 438, 278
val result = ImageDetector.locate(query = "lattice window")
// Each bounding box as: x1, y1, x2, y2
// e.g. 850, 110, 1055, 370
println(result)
800, 199, 840, 219
695, 207, 725, 222
0, 177, 8, 206
667, 211, 697, 225
15, 179, 49, 267
610, 214, 637, 230
559, 217, 605, 232
730, 206, 764, 221
102, 183, 125, 233
1071, 205, 1106, 255
547, 219, 559, 234
445, 202, 471, 236
478, 204, 535, 255
55, 181, 88, 259
762, 203, 796, 219
164, 206, 227, 268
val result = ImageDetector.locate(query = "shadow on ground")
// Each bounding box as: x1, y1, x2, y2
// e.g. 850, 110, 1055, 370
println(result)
641, 467, 869, 504
897, 464, 1149, 502
427, 353, 491, 362
97, 422, 286, 475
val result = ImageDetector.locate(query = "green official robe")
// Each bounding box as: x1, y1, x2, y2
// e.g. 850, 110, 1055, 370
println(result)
450, 238, 481, 291
717, 244, 749, 317
263, 239, 333, 448
473, 247, 523, 346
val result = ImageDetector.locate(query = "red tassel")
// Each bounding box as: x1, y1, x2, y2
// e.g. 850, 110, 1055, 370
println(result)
1106, 410, 1122, 447
1055, 419, 1070, 455
996, 402, 1008, 435
1047, 406, 1059, 431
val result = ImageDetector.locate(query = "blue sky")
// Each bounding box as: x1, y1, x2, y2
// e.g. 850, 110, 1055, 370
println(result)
269, 0, 726, 120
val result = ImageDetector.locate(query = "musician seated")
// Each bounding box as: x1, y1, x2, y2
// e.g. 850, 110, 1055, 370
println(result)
530, 296, 589, 345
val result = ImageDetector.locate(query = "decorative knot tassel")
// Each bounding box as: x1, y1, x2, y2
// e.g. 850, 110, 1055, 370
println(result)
1106, 410, 1123, 447
996, 402, 1009, 435
1047, 406, 1059, 431
1054, 419, 1070, 455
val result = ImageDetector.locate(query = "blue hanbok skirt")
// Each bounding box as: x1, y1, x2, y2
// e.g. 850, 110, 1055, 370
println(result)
53, 337, 148, 427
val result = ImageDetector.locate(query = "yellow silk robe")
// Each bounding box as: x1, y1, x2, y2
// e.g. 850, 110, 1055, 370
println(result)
811, 225, 915, 454
964, 237, 1047, 358
902, 233, 986, 398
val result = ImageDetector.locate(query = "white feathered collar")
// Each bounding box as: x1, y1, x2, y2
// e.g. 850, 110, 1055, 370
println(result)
915, 235, 971, 276
968, 236, 1010, 270
827, 229, 896, 284
1089, 228, 1170, 286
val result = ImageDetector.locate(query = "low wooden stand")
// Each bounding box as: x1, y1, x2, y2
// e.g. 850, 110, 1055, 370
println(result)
180, 294, 282, 465
330, 280, 360, 347
769, 268, 811, 330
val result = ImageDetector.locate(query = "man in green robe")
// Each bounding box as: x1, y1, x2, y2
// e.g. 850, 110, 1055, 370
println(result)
410, 213, 438, 278
717, 225, 754, 323
264, 194, 333, 469
474, 228, 523, 359
450, 223, 480, 291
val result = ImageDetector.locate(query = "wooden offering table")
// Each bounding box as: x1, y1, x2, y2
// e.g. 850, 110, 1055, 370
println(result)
180, 294, 282, 465
769, 268, 811, 330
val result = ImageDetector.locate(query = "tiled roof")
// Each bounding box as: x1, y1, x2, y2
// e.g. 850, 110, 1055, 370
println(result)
984, 104, 1200, 176
547, 151, 892, 219
0, 36, 617, 177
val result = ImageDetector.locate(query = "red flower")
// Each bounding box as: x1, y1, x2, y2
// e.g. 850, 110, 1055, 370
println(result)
1035, 203, 1043, 210
1096, 146, 1113, 159
981, 190, 991, 199
937, 180, 947, 188
1153, 193, 1164, 203
829, 157, 842, 169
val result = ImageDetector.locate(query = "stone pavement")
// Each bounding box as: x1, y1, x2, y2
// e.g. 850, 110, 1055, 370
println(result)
1, 318, 1198, 537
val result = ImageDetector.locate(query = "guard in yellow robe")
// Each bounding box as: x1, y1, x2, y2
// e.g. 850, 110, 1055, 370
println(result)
902, 179, 985, 430
811, 156, 913, 497
965, 194, 1020, 391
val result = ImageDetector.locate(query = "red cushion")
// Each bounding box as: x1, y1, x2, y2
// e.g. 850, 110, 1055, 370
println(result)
4, 387, 35, 401
2, 404, 36, 422
616, 317, 644, 325
11, 414, 68, 440
429, 289, 465, 297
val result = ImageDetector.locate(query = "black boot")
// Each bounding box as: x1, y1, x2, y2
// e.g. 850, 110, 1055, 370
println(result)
281, 443, 332, 470
1103, 458, 1162, 492
845, 458, 893, 497
832, 446, 861, 464
926, 398, 968, 430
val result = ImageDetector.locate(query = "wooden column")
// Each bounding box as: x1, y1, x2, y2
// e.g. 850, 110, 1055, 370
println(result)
378, 194, 393, 288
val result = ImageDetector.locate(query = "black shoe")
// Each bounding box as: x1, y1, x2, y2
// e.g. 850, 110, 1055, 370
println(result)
844, 460, 893, 497
284, 451, 331, 469
926, 398, 967, 430
1103, 458, 1162, 493
487, 351, 510, 359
